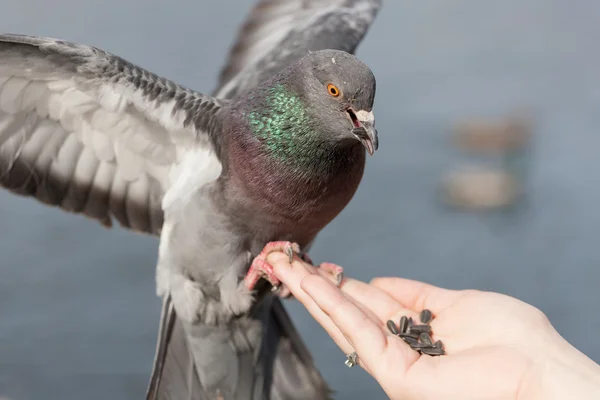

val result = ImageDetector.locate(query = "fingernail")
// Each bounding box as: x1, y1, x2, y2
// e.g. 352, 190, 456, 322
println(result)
266, 256, 290, 285
267, 252, 293, 268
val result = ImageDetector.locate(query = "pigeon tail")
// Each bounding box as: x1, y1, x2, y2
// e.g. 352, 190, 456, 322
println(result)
146, 294, 332, 400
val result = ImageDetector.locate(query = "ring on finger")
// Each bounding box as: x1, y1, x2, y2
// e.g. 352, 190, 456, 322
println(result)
344, 351, 359, 368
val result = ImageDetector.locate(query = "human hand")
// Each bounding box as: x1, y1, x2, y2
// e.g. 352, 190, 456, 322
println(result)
268, 253, 600, 400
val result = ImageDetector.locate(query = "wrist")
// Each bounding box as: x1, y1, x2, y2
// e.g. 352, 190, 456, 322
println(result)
519, 337, 600, 400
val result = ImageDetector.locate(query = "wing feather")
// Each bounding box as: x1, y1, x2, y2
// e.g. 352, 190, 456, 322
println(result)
0, 34, 226, 234
213, 0, 382, 99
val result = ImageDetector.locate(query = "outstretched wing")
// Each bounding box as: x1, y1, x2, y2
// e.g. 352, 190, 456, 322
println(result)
212, 0, 382, 99
0, 34, 225, 234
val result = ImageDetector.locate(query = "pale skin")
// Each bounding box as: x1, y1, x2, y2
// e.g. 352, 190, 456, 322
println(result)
268, 252, 600, 400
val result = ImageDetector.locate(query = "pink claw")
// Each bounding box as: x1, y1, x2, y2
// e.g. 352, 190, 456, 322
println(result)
244, 241, 300, 291
301, 253, 344, 286
317, 262, 345, 286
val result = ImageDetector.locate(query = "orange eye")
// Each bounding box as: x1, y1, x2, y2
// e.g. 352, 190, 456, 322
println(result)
327, 83, 340, 97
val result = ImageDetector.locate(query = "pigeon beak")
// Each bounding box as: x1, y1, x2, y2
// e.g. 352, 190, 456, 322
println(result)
348, 109, 378, 156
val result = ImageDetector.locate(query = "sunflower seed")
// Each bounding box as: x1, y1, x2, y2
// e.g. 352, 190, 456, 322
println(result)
419, 309, 433, 324
409, 342, 431, 350
401, 336, 419, 345
420, 347, 446, 356
419, 332, 433, 346
397, 312, 446, 356
399, 332, 419, 340
399, 316, 408, 333
386, 320, 399, 335
408, 324, 432, 334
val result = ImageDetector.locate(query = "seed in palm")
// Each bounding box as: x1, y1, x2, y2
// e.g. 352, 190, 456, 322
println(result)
399, 316, 408, 333
409, 342, 431, 350
386, 320, 399, 335
420, 309, 433, 324
408, 324, 432, 334
394, 309, 446, 357
421, 346, 446, 356
399, 332, 419, 340
419, 332, 433, 346
402, 336, 419, 346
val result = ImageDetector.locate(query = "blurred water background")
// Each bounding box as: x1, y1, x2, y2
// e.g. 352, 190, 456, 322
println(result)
1, 1, 599, 399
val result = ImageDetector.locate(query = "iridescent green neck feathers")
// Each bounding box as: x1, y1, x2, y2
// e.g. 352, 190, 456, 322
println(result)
247, 84, 328, 169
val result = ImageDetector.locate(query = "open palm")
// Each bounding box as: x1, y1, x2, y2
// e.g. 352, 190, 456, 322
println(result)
269, 252, 579, 400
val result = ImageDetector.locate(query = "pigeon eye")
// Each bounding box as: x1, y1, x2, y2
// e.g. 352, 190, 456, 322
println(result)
327, 83, 340, 97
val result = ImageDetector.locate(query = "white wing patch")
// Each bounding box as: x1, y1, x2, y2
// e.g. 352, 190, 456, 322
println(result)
162, 146, 222, 212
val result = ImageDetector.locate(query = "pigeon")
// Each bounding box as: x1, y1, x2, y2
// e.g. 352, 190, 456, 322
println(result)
0, 0, 382, 398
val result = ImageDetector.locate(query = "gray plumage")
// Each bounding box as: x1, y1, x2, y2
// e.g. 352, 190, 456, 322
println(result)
0, 33, 224, 233
0, 1, 382, 399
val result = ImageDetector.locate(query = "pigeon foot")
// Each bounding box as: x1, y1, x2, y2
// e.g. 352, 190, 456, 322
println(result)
244, 241, 300, 291
316, 262, 345, 286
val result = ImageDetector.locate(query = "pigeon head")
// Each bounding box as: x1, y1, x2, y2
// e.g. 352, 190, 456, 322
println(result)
238, 49, 378, 172
296, 49, 378, 155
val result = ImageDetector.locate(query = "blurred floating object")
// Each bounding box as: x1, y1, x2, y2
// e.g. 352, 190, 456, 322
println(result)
442, 165, 521, 210
441, 109, 535, 212
454, 112, 532, 154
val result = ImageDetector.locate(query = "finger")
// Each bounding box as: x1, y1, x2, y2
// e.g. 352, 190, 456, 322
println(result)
370, 277, 462, 314
283, 252, 349, 286
339, 279, 420, 324
269, 253, 354, 353
275, 253, 337, 298
270, 252, 382, 324
280, 253, 421, 326
302, 274, 415, 375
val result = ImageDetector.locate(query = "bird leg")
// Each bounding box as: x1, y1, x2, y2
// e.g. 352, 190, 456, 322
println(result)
243, 241, 345, 299
244, 241, 301, 292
